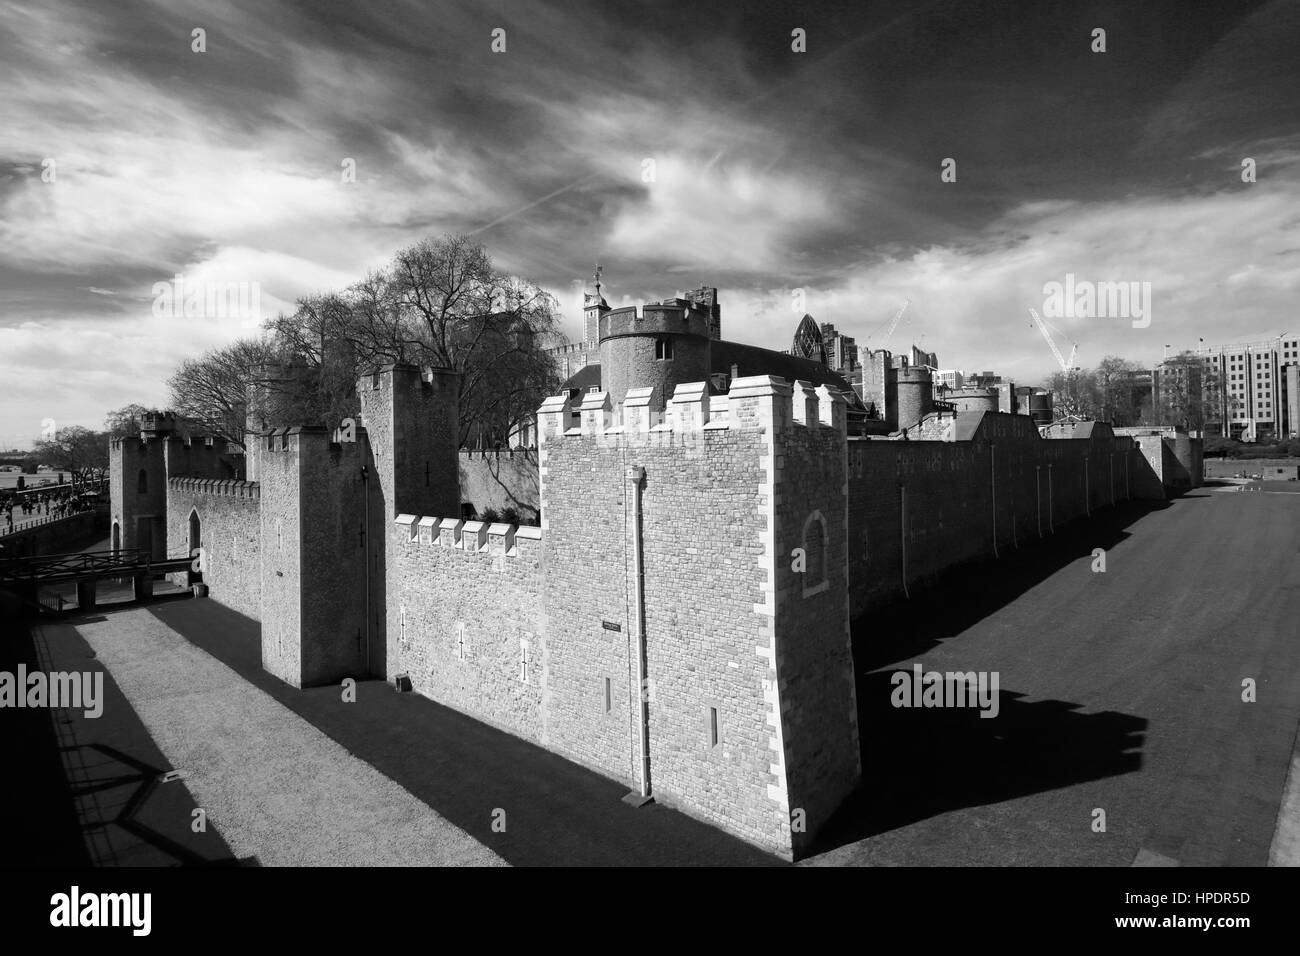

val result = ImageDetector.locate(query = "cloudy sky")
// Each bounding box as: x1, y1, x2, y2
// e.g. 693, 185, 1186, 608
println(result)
1, 0, 1297, 447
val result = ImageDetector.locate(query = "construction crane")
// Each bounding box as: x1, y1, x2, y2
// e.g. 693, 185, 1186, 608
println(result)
1029, 308, 1081, 420
867, 299, 910, 351
1028, 308, 1078, 373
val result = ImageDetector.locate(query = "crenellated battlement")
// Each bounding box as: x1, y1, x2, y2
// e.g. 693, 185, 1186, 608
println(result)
599, 302, 713, 343
459, 447, 537, 459
536, 377, 849, 444
394, 513, 542, 558
167, 477, 261, 499
544, 342, 592, 355
258, 424, 368, 458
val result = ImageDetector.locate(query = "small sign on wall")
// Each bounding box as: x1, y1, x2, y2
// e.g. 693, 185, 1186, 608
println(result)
601, 620, 622, 632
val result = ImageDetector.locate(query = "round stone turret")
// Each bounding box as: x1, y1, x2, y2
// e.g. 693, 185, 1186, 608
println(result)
599, 301, 712, 413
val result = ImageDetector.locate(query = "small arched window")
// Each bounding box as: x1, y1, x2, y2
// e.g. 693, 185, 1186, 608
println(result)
802, 510, 829, 598
137, 469, 148, 494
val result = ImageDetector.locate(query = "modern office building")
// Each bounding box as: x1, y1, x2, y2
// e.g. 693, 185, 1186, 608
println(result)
1199, 336, 1300, 440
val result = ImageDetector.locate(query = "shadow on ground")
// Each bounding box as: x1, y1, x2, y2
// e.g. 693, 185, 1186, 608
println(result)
148, 600, 782, 867
2, 616, 241, 866
808, 498, 1168, 857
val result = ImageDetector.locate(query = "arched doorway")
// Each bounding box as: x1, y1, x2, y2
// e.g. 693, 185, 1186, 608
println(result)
111, 522, 120, 554
188, 510, 203, 584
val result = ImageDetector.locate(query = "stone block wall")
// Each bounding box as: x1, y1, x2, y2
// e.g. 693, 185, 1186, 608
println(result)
387, 515, 547, 743
770, 383, 861, 857
258, 427, 377, 688
165, 478, 261, 620
845, 413, 1157, 617
111, 434, 239, 560
0, 511, 105, 558
109, 436, 169, 558
1131, 436, 1169, 498
538, 376, 858, 859
358, 364, 460, 521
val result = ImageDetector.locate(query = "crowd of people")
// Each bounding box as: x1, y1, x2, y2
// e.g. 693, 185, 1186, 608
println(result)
2, 486, 98, 533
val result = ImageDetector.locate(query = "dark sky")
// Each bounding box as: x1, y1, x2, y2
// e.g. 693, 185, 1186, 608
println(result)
1, 0, 1297, 442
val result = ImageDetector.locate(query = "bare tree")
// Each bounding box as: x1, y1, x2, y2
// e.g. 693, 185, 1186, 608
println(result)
32, 426, 109, 491
1094, 355, 1140, 426
1149, 351, 1208, 430
1044, 367, 1102, 420
388, 237, 564, 443
166, 337, 280, 448
104, 404, 151, 439
265, 234, 565, 445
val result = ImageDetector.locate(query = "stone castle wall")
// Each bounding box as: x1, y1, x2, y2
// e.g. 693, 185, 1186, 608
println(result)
110, 436, 169, 559
111, 434, 237, 559
108, 360, 1204, 863
541, 406, 779, 844
387, 516, 547, 743
165, 478, 261, 620
0, 511, 105, 558
256, 427, 378, 688
770, 383, 860, 855
847, 414, 1158, 616
534, 378, 860, 858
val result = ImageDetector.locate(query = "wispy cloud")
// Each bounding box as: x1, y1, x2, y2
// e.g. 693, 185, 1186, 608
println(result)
0, 0, 1296, 445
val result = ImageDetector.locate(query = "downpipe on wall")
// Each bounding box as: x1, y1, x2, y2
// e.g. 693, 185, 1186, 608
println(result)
362, 463, 371, 675
1036, 465, 1042, 538
628, 464, 651, 803
1048, 463, 1055, 533
990, 442, 999, 559
900, 481, 910, 600
1084, 454, 1091, 517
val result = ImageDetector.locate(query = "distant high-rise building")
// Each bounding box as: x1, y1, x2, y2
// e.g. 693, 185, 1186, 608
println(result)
791, 313, 828, 365
820, 322, 857, 374
934, 369, 964, 391
1198, 336, 1300, 440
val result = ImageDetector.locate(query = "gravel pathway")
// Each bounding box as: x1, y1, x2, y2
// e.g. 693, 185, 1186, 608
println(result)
73, 608, 504, 867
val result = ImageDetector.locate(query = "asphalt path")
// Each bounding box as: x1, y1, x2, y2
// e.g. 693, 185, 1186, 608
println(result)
2, 611, 241, 865
145, 600, 783, 867
806, 488, 1300, 865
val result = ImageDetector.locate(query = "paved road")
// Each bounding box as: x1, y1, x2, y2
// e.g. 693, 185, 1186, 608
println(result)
69, 609, 504, 867
4, 614, 239, 865
806, 488, 1300, 865
143, 600, 783, 866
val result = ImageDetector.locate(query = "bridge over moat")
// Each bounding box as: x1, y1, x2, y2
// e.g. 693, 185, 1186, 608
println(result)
0, 548, 194, 616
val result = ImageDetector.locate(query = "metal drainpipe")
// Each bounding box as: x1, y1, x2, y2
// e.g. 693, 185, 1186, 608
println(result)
1009, 459, 1017, 549
900, 482, 910, 599
630, 465, 650, 799
1084, 455, 1090, 516
990, 443, 999, 558
1048, 463, 1055, 533
362, 464, 370, 674
1035, 465, 1042, 538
